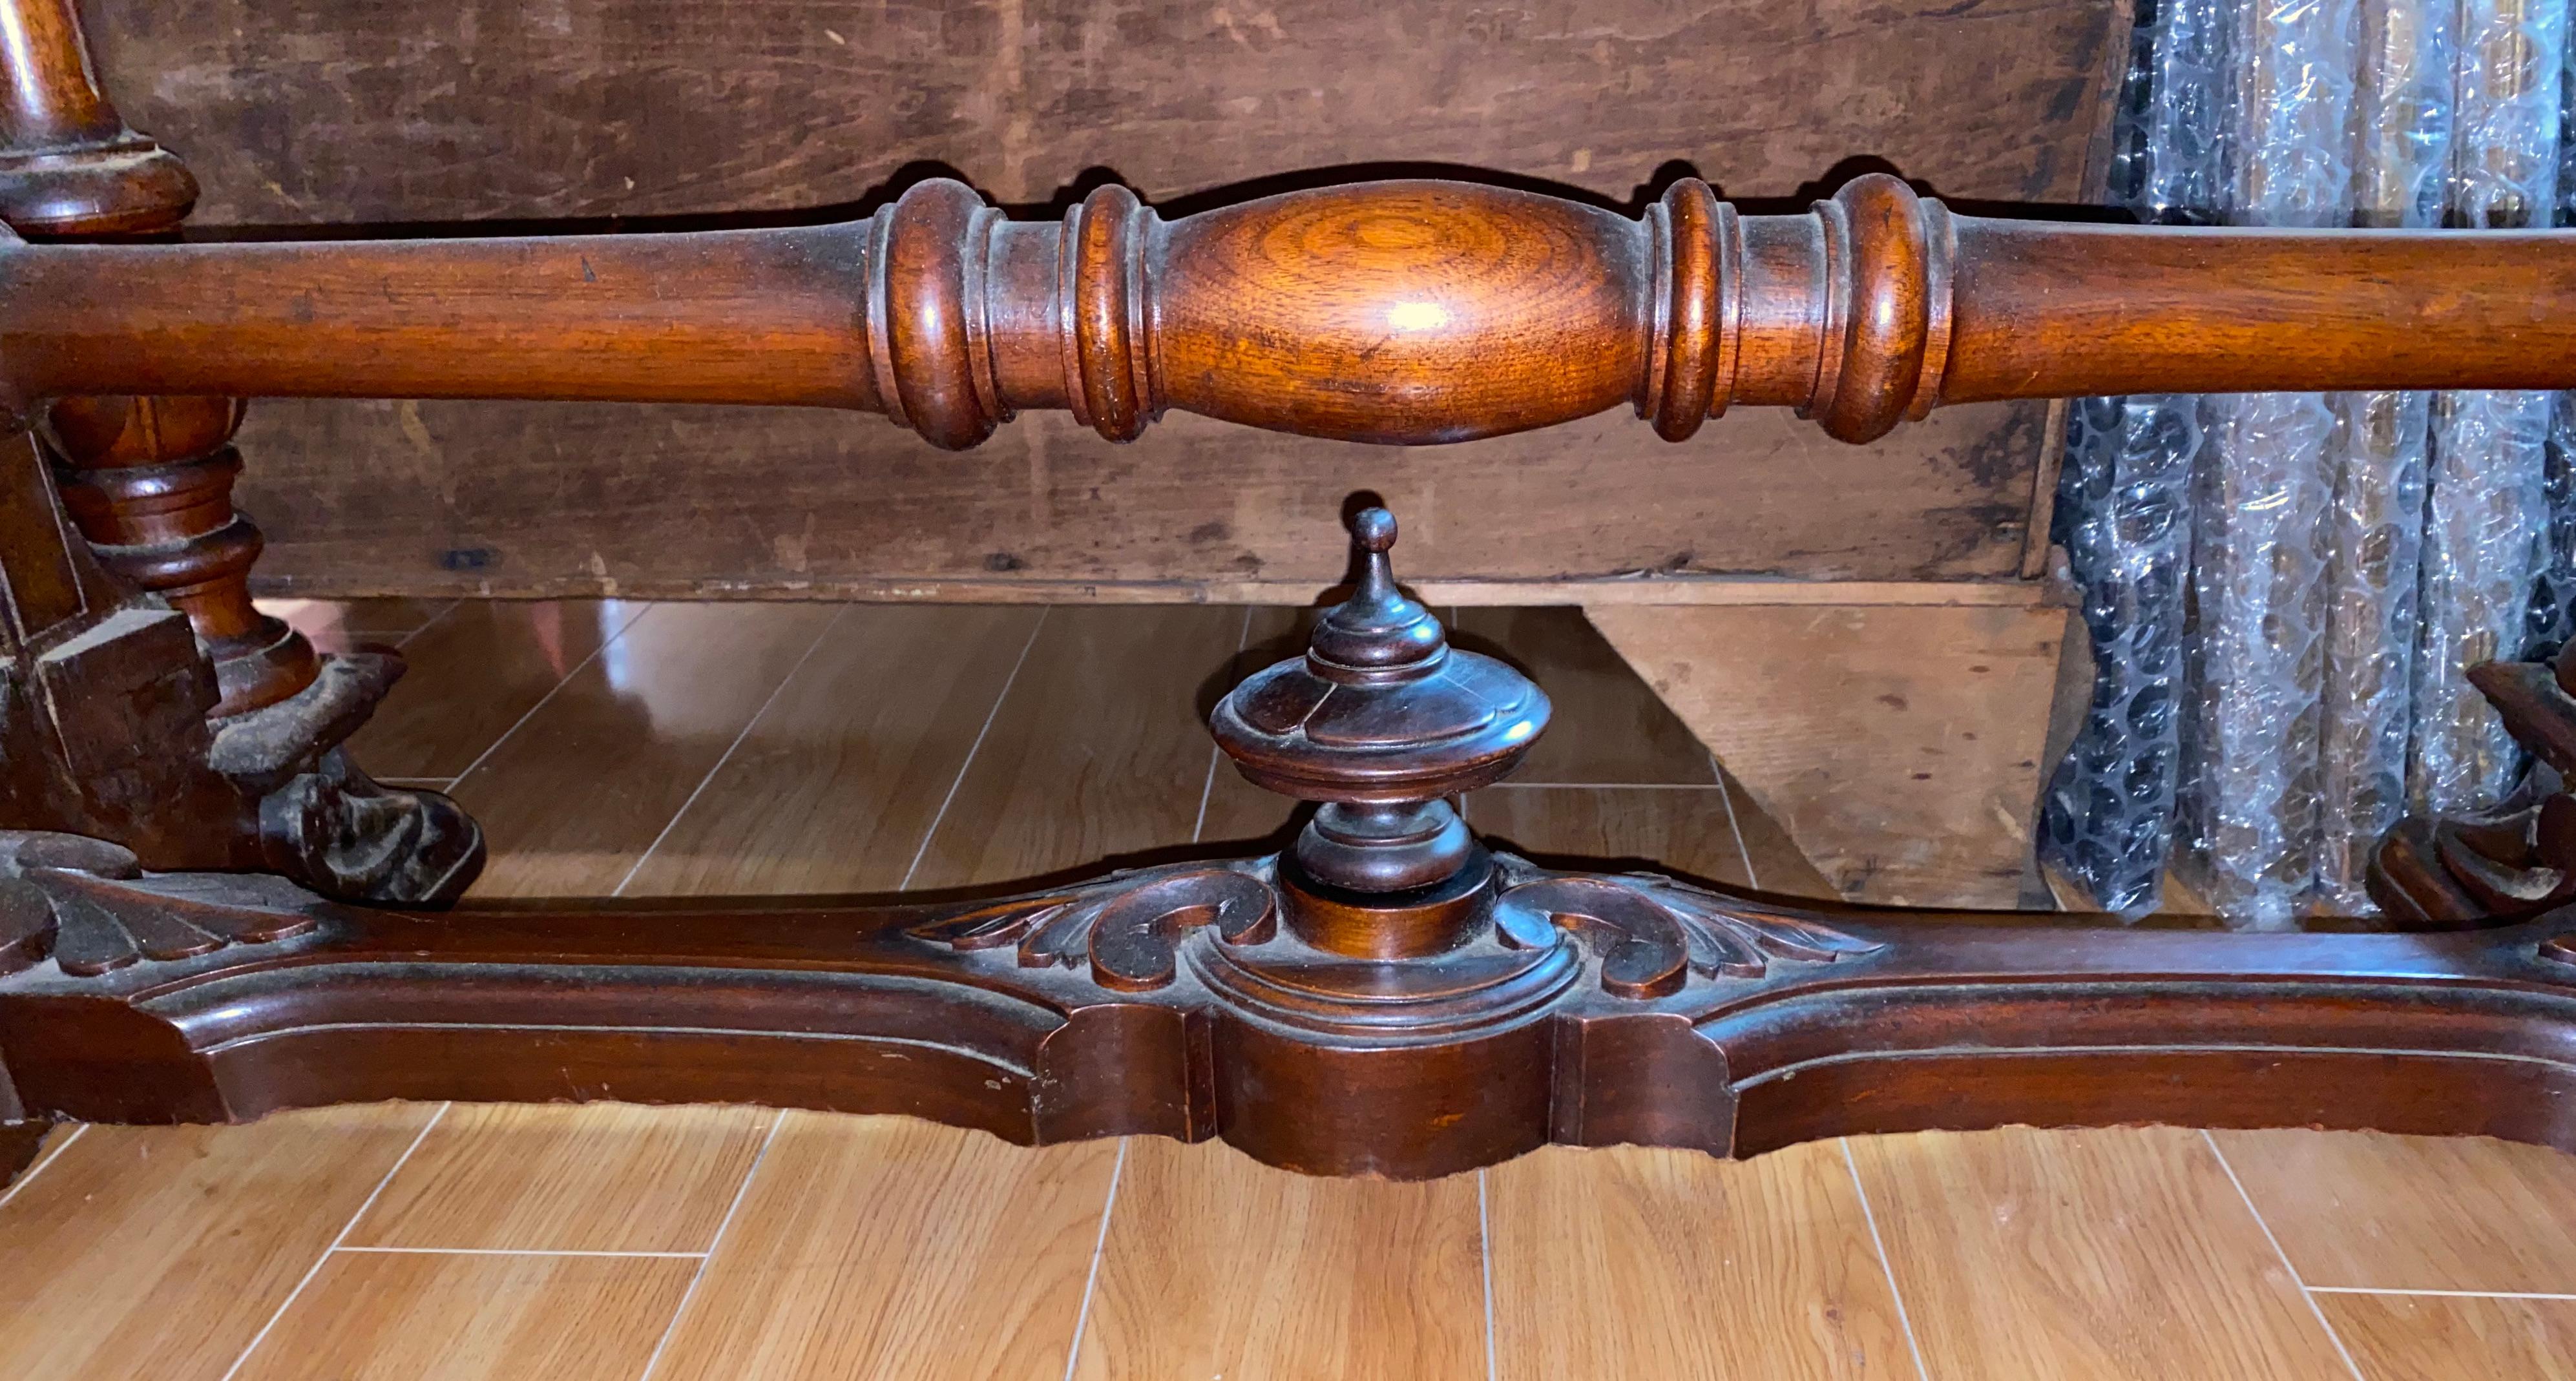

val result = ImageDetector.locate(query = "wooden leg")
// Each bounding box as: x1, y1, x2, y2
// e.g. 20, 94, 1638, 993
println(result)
0, 0, 481, 904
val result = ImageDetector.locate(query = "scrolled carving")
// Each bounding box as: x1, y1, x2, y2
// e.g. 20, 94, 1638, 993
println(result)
909, 861, 1277, 992
0, 829, 320, 979
2371, 642, 2576, 924
1491, 857, 1883, 999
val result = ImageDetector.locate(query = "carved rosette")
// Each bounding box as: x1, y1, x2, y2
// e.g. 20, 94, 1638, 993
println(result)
0, 830, 321, 979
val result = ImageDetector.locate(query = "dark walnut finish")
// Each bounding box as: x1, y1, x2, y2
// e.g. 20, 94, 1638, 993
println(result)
0, 0, 479, 910
8, 173, 2576, 450
5, 510, 2576, 1182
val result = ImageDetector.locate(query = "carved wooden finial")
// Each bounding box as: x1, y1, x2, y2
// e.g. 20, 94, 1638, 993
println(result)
1211, 506, 1549, 953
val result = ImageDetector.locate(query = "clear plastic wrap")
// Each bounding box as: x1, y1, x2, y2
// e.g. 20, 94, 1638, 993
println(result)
2177, 0, 2359, 927
2038, 0, 2228, 913
2411, 0, 2568, 813
2522, 39, 2576, 656
2316, 0, 2451, 911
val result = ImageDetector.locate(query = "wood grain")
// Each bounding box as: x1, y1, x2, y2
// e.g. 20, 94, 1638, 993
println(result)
1073, 1136, 1485, 1380
452, 601, 841, 897
1715, 760, 1843, 897
346, 1103, 773, 1252
2212, 1129, 2576, 1293
620, 604, 1043, 896
0, 1105, 439, 1380
346, 599, 638, 780
229, 1250, 697, 1381
1464, 784, 1752, 889
1589, 599, 2068, 906
235, 402, 2051, 601
1487, 1143, 1916, 1379
2314, 1292, 2576, 1380
904, 604, 1244, 889
649, 1114, 1116, 1381
1848, 1128, 2357, 1380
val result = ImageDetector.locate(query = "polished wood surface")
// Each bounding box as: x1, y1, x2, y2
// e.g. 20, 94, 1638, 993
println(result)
9, 174, 2576, 450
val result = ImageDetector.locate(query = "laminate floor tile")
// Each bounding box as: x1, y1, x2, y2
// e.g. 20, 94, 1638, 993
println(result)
348, 1103, 773, 1253
0, 1104, 439, 1381
1465, 782, 1752, 888
1452, 605, 1719, 784
2315, 1292, 2576, 1380
1072, 1136, 1485, 1381
348, 599, 640, 780
260, 596, 457, 641
906, 604, 1246, 889
620, 604, 1045, 896
649, 1113, 1116, 1380
1847, 1127, 2354, 1380
454, 601, 842, 897
2212, 1128, 2576, 1293
229, 1249, 696, 1381
1488, 1143, 1916, 1379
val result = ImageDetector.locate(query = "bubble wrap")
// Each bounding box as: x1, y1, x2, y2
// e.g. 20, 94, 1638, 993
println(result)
2037, 0, 2228, 913
2521, 41, 2576, 656
2410, 0, 2568, 814
2176, 0, 2358, 927
2316, 0, 2450, 912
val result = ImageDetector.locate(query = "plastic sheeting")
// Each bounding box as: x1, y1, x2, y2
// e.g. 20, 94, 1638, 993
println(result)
2037, 0, 2228, 914
2316, 0, 2449, 911
2409, 0, 2568, 815
2176, 0, 2358, 927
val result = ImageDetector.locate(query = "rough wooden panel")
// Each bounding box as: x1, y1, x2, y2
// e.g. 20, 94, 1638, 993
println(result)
91, 1, 2125, 225
234, 400, 2052, 598
1588, 597, 2071, 907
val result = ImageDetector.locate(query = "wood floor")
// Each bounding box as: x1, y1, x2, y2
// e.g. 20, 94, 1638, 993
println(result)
5, 596, 2573, 1379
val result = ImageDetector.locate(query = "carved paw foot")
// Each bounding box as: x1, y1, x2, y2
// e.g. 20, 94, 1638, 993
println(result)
258, 749, 483, 906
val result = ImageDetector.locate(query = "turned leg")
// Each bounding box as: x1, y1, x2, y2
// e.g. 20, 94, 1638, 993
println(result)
0, 0, 481, 902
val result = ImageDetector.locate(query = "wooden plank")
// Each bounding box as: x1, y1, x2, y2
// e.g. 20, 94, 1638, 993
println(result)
2314, 1293, 2576, 1380
233, 402, 2057, 601
651, 1114, 1116, 1381
0, 1105, 441, 1380
229, 1251, 697, 1381
1073, 1136, 1485, 1380
1487, 1143, 1915, 1379
1587, 599, 2072, 907
92, 1, 2125, 226
1847, 1127, 2358, 1380
2210, 1129, 2576, 1293
346, 1103, 774, 1253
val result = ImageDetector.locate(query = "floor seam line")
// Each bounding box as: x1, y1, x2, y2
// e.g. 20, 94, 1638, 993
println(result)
634, 1110, 785, 1381
1480, 1168, 1498, 1381
1713, 751, 1760, 889
1060, 1136, 1127, 1381
447, 601, 651, 791
217, 1101, 450, 1381
612, 606, 847, 897
2204, 1129, 2369, 1381
2305, 1286, 2576, 1300
901, 607, 1047, 891
392, 597, 466, 649
1841, 1137, 1932, 1381
332, 1245, 709, 1258
0, 1121, 86, 1212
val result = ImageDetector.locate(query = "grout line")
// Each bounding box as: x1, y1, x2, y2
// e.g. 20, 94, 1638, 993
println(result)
1712, 751, 1760, 889
447, 601, 653, 791
334, 1245, 706, 1258
392, 597, 466, 649
637, 1112, 786, 1381
613, 607, 848, 897
219, 1103, 450, 1381
1479, 1168, 1498, 1381
2204, 1130, 2368, 1380
1191, 607, 1257, 845
1060, 1137, 1128, 1381
901, 608, 1049, 891
0, 1122, 87, 1212
2305, 1286, 2576, 1300
1840, 1138, 1932, 1381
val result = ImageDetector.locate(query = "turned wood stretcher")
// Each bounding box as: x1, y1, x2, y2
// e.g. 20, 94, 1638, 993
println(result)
6, 0, 2576, 1183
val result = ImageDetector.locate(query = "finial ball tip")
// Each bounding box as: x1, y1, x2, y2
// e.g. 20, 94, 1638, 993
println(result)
1351, 507, 1397, 553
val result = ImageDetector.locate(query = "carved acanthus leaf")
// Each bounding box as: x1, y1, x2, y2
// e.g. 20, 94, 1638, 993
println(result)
0, 830, 324, 979
1492, 857, 1883, 999
906, 862, 1279, 992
